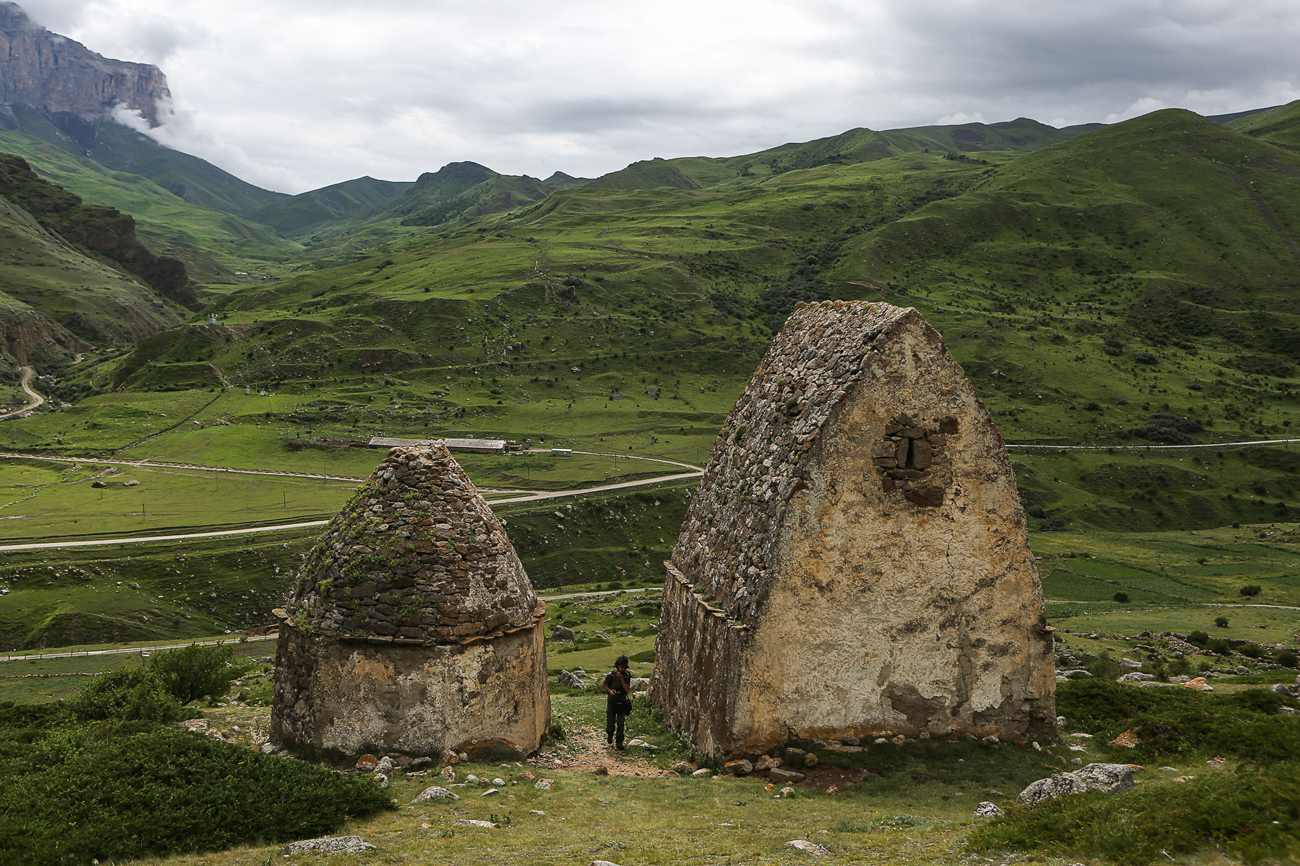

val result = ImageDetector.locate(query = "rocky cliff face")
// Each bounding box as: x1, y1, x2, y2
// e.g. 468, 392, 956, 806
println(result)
0, 2, 169, 124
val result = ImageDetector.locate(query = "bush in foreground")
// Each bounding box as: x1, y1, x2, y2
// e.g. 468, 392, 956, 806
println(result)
0, 706, 391, 865
1057, 679, 1300, 762
149, 642, 238, 705
968, 763, 1300, 865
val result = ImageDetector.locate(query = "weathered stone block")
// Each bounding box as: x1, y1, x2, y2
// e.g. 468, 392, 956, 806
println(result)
272, 442, 549, 758
651, 301, 1055, 759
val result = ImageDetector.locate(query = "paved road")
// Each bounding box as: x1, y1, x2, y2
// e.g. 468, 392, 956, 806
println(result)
0, 367, 44, 421
0, 466, 703, 552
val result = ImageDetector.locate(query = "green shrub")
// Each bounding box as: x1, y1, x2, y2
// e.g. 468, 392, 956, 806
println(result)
149, 643, 239, 705
968, 763, 1300, 865
1239, 643, 1264, 659
1240, 584, 1263, 597
1275, 649, 1299, 668
1056, 679, 1300, 762
0, 724, 392, 865
1112, 591, 1130, 603
1186, 630, 1210, 646
69, 669, 183, 723
1214, 615, 1229, 628
1205, 637, 1233, 655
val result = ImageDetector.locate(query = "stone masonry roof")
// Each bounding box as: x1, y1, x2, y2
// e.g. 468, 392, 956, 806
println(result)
669, 301, 915, 624
285, 443, 541, 644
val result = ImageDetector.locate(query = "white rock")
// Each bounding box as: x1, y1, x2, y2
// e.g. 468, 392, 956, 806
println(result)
284, 836, 375, 854
1017, 763, 1136, 805
411, 786, 459, 803
454, 819, 497, 828
785, 839, 829, 855
973, 801, 1003, 819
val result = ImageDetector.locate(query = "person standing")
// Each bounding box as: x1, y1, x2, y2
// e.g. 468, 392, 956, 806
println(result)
603, 655, 632, 750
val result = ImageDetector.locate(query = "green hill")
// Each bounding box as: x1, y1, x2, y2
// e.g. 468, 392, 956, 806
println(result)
1227, 98, 1300, 150
251, 176, 414, 237
587, 158, 702, 190
662, 118, 1105, 187
8, 106, 1300, 541
0, 105, 287, 218
0, 156, 185, 357
0, 127, 303, 280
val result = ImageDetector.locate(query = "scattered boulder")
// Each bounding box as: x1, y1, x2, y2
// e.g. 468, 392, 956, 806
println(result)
724, 759, 753, 776
1117, 672, 1155, 683
691, 768, 713, 778
629, 677, 650, 694
454, 819, 497, 829
1119, 658, 1143, 671
1109, 730, 1140, 748
973, 801, 1003, 819
1017, 763, 1136, 805
786, 839, 828, 855
284, 836, 375, 854
552, 625, 576, 641
1183, 677, 1214, 692
411, 786, 459, 803
769, 767, 805, 784
559, 669, 587, 688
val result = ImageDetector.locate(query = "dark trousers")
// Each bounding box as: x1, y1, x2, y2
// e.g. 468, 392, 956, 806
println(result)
606, 700, 626, 746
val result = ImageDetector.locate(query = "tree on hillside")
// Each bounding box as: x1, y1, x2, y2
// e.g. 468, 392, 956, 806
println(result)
149, 643, 238, 705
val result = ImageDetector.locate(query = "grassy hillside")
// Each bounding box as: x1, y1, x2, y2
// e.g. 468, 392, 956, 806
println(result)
1226, 97, 1300, 150
1, 106, 288, 219
0, 129, 303, 281
26, 109, 1300, 471
251, 175, 413, 237
0, 164, 185, 354
665, 118, 1105, 187
834, 109, 1300, 444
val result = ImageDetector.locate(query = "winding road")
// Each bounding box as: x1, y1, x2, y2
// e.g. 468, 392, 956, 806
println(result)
0, 367, 45, 421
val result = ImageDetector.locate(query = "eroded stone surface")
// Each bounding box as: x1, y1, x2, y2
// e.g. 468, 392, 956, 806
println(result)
271, 443, 549, 758
651, 301, 1056, 758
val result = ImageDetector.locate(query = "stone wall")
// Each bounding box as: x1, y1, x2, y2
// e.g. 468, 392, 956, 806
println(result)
272, 615, 549, 758
652, 301, 1056, 758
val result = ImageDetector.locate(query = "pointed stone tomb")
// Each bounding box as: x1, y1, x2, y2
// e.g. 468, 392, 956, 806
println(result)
272, 442, 549, 758
651, 301, 1056, 759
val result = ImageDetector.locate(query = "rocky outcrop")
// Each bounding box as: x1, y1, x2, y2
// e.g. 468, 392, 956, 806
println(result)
272, 443, 550, 759
651, 300, 1056, 758
0, 301, 79, 364
0, 2, 169, 124
1017, 763, 1136, 805
0, 153, 192, 303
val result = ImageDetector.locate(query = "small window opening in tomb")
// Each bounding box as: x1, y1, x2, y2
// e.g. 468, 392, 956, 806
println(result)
872, 416, 957, 507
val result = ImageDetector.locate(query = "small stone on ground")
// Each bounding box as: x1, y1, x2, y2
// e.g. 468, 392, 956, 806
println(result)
284, 835, 375, 854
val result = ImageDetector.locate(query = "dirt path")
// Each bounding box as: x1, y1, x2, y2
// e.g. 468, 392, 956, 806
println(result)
531, 707, 672, 778
0, 367, 45, 420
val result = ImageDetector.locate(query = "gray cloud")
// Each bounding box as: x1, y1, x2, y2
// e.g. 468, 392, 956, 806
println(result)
21, 0, 1300, 192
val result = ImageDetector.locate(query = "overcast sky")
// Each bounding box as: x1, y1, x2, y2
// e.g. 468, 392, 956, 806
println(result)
20, 0, 1300, 194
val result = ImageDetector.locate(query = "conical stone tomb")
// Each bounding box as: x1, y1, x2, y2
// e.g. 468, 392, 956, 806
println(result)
271, 442, 549, 758
651, 301, 1056, 758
